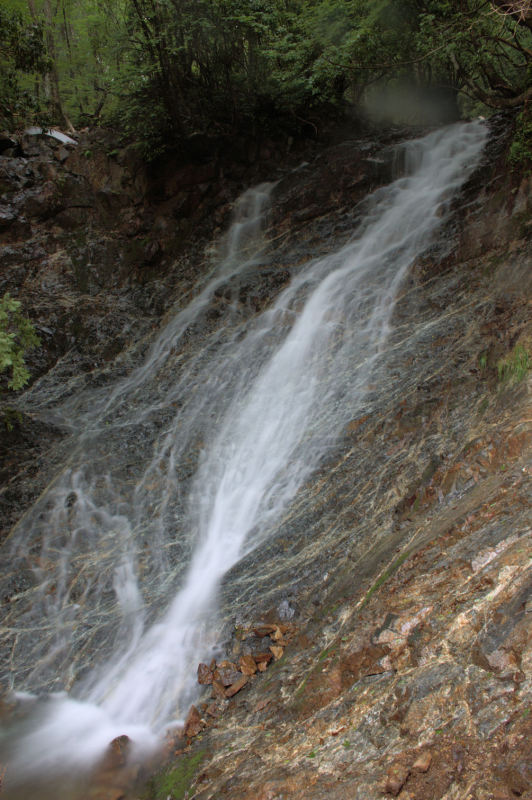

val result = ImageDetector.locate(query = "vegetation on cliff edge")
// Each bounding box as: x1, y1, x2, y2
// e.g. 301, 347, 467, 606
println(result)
0, 293, 40, 393
0, 0, 530, 155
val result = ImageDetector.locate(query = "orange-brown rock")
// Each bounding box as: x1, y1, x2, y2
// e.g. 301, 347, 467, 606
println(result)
271, 625, 286, 642
239, 654, 258, 675
384, 763, 410, 796
340, 641, 389, 685
225, 674, 248, 697
412, 751, 432, 773
253, 624, 278, 638
184, 705, 203, 738
99, 735, 131, 770
214, 663, 241, 686
197, 662, 214, 684
254, 652, 273, 664
212, 678, 227, 699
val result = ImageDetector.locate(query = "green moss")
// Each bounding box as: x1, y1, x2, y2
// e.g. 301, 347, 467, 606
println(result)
319, 646, 335, 662
497, 344, 530, 385
360, 549, 411, 609
143, 750, 205, 800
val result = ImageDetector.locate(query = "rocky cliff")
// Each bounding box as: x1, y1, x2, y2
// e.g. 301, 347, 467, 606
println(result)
0, 116, 531, 800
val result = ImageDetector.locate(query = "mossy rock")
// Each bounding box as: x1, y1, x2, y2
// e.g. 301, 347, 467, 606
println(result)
142, 750, 205, 800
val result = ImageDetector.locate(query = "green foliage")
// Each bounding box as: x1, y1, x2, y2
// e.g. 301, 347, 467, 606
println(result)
411, 0, 532, 111
144, 751, 204, 800
0, 294, 40, 392
108, 0, 321, 149
0, 6, 49, 128
497, 343, 530, 384
2, 0, 531, 154
509, 108, 532, 168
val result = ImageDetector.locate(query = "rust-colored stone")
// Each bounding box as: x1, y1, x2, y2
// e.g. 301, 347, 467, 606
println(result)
212, 679, 227, 699
412, 751, 432, 772
239, 654, 258, 675
217, 659, 237, 669
254, 652, 273, 664
184, 705, 203, 738
384, 764, 410, 796
225, 674, 248, 697
197, 662, 213, 684
99, 734, 131, 770
253, 624, 278, 638
271, 625, 284, 641
214, 664, 241, 686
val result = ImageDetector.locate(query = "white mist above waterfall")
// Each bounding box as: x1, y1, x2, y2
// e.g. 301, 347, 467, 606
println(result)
1, 122, 487, 787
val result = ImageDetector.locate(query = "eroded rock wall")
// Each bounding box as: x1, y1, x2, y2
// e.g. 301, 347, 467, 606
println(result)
0, 115, 530, 800
134, 117, 531, 800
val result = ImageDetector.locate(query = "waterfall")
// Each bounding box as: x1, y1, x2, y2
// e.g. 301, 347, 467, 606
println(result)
0, 122, 487, 789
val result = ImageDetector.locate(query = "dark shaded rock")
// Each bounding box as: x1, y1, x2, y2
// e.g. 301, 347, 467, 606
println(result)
0, 205, 16, 229
0, 134, 17, 155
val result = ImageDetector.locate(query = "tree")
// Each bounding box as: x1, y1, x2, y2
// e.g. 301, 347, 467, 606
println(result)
0, 5, 48, 128
411, 0, 532, 110
2, 0, 530, 150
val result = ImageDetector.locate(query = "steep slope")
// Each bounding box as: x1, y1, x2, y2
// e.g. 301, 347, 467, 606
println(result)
0, 115, 530, 800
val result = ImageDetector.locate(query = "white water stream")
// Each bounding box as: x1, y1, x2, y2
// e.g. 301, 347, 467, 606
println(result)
1, 122, 487, 787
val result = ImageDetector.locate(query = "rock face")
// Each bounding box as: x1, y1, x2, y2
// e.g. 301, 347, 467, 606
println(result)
0, 127, 321, 544
133, 115, 531, 800
0, 114, 531, 800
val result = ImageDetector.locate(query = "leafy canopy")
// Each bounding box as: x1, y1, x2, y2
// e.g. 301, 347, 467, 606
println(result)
0, 1, 530, 149
0, 5, 48, 128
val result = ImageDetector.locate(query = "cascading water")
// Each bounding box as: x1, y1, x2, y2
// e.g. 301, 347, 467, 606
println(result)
0, 122, 487, 793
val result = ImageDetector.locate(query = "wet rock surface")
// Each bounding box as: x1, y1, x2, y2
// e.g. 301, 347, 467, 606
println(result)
0, 114, 531, 799
128, 115, 530, 800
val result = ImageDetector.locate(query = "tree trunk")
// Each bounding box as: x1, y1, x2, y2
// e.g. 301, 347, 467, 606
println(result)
42, 0, 76, 132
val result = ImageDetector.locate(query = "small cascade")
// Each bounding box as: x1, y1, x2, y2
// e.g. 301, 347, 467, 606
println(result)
0, 123, 487, 793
